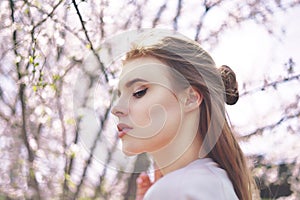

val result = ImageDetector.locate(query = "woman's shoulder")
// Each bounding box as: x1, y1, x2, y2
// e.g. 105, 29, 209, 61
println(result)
143, 158, 239, 200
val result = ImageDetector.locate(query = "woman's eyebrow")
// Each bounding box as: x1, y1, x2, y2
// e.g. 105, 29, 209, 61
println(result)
117, 78, 148, 97
125, 78, 148, 88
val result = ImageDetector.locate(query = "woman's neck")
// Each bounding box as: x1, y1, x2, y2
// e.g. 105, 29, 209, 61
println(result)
153, 135, 202, 175
149, 113, 202, 175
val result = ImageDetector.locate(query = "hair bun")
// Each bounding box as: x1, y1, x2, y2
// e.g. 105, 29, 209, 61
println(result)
218, 65, 239, 105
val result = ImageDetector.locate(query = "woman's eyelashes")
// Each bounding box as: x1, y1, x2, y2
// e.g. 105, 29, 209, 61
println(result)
133, 88, 148, 98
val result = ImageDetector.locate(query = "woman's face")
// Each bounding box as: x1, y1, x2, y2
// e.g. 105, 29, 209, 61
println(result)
112, 56, 184, 155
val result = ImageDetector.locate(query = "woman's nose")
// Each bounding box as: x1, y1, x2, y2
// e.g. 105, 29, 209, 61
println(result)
111, 104, 128, 117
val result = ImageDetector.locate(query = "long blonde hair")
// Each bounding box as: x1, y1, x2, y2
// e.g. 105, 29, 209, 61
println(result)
125, 36, 258, 200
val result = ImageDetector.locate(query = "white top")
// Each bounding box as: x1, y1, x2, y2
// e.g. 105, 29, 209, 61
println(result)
143, 158, 239, 200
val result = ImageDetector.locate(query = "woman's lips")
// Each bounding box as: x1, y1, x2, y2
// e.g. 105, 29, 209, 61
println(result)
117, 123, 133, 138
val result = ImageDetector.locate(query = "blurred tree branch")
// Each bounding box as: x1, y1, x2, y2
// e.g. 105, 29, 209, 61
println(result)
9, 0, 41, 198
173, 0, 182, 31
72, 0, 108, 82
152, 2, 167, 28
241, 109, 300, 140
1, 0, 300, 199
240, 74, 300, 98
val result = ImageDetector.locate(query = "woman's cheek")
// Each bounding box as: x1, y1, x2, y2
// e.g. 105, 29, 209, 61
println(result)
129, 100, 152, 127
128, 97, 168, 139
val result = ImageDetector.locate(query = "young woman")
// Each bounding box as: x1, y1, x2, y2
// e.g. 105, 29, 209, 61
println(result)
111, 36, 258, 200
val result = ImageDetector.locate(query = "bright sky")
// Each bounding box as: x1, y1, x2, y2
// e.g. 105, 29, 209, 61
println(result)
211, 6, 300, 161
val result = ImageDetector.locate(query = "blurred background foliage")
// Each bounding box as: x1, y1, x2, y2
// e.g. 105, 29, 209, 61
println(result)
0, 0, 299, 199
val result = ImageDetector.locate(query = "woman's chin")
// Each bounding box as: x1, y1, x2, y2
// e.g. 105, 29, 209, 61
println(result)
122, 146, 140, 156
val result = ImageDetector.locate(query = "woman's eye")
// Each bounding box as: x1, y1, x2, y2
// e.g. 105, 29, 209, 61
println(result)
133, 88, 148, 98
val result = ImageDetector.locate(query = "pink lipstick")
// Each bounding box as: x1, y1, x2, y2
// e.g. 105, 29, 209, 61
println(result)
117, 123, 132, 138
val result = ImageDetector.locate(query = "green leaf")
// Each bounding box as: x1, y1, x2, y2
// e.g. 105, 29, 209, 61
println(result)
65, 173, 76, 189
66, 118, 75, 125
24, 8, 30, 15
32, 85, 38, 92
50, 83, 57, 91
65, 173, 70, 181
53, 74, 61, 81
86, 44, 91, 49
70, 151, 76, 159
29, 56, 34, 64
29, 168, 35, 178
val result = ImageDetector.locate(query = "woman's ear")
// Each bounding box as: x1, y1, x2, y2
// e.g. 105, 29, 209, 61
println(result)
182, 87, 203, 112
